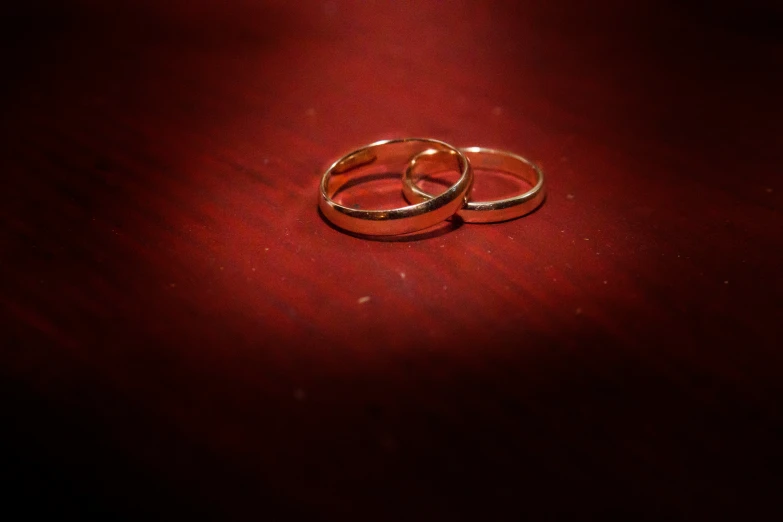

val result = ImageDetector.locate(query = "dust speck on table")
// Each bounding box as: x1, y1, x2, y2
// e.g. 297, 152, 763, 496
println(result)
358, 296, 371, 304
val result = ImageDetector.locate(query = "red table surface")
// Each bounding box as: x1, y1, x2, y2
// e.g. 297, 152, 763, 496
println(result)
2, 1, 782, 519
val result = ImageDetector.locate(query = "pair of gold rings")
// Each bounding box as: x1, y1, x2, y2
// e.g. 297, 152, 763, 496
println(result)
319, 138, 545, 236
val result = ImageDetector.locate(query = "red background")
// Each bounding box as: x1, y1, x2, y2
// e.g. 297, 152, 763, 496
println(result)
2, 1, 782, 519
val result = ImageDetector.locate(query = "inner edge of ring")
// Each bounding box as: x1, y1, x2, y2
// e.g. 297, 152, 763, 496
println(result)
323, 140, 471, 218
404, 150, 543, 209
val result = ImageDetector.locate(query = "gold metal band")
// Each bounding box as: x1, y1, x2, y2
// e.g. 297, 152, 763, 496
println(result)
402, 146, 545, 223
319, 138, 473, 235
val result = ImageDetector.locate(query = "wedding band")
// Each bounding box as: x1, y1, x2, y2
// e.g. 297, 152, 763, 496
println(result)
402, 147, 545, 223
319, 138, 473, 235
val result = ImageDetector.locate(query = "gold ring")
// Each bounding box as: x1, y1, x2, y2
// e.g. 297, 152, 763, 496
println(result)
319, 138, 473, 236
402, 146, 545, 223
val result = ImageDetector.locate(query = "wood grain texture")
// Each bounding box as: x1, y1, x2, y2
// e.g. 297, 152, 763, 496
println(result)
2, 1, 782, 519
